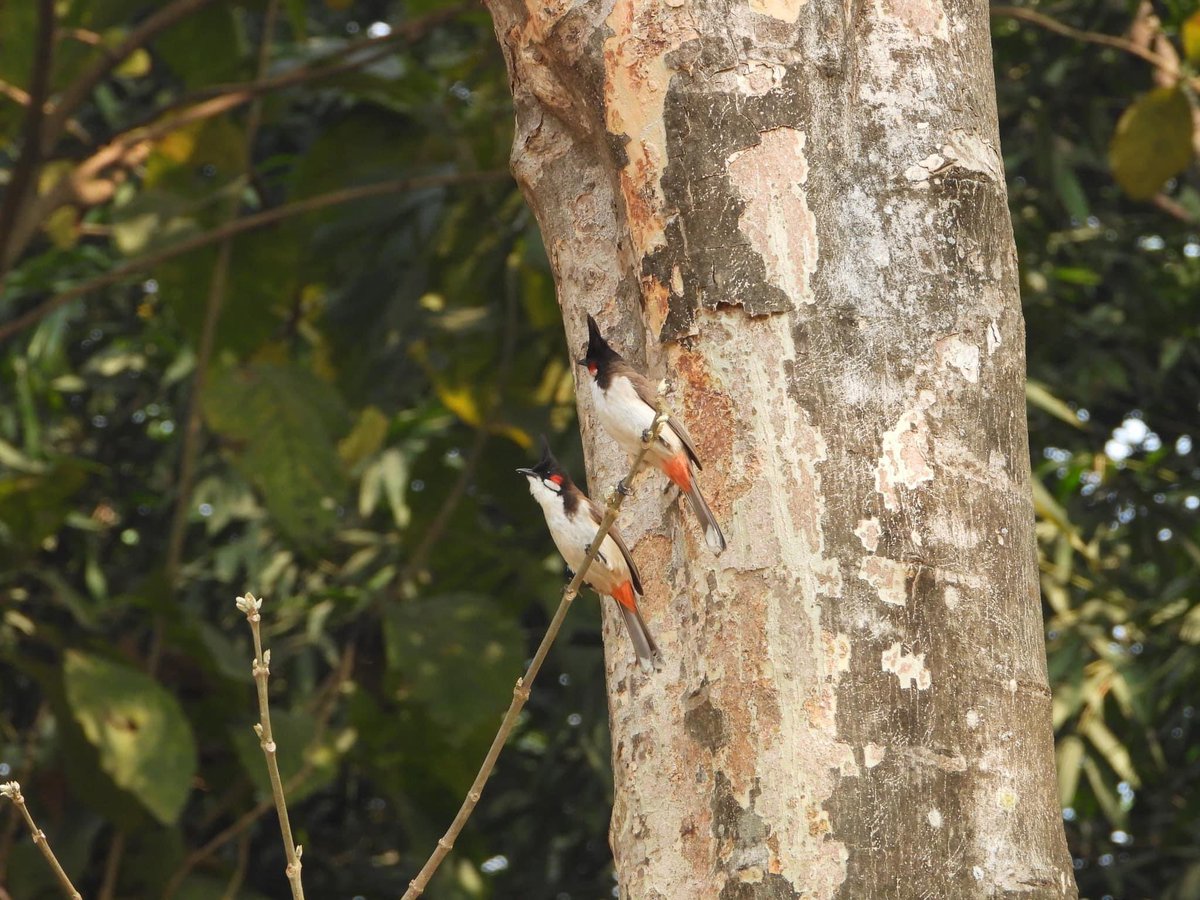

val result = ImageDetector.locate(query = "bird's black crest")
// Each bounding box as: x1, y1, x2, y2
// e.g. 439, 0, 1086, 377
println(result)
527, 435, 570, 484
582, 314, 621, 366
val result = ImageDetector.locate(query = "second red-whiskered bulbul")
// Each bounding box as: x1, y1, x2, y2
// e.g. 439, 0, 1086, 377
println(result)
578, 314, 727, 555
517, 439, 660, 671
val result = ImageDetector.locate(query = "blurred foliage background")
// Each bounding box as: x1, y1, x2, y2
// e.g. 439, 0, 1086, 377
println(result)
0, 0, 1196, 898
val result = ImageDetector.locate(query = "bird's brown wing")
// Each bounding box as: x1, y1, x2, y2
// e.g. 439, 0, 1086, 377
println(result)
587, 500, 643, 595
627, 367, 702, 470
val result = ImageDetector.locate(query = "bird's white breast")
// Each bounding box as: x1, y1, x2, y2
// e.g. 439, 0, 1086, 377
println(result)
590, 375, 683, 463
537, 494, 628, 594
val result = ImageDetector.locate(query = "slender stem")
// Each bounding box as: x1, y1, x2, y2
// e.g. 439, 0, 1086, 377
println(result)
0, 0, 55, 272
97, 829, 126, 900
0, 782, 82, 900
237, 594, 305, 900
400, 401, 671, 900
0, 170, 510, 344
220, 830, 253, 900
990, 5, 1184, 77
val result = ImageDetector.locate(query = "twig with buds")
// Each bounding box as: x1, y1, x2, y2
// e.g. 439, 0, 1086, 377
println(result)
235, 593, 305, 900
0, 782, 81, 900
401, 399, 671, 899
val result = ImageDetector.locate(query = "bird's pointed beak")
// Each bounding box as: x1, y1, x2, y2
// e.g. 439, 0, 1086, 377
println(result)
575, 357, 587, 368
515, 467, 536, 478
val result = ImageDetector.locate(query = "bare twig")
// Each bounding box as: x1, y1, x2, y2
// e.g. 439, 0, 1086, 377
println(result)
990, 5, 1184, 78
0, 170, 509, 344
160, 646, 354, 899
98, 829, 126, 900
0, 782, 81, 900
236, 593, 305, 899
400, 402, 671, 899
41, 0, 221, 149
220, 831, 253, 900
0, 0, 55, 272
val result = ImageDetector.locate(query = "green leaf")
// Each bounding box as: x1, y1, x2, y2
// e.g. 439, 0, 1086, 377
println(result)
1109, 87, 1194, 200
0, 461, 90, 558
1026, 380, 1082, 429
203, 363, 350, 551
1081, 716, 1141, 787
338, 406, 390, 468
1056, 734, 1085, 807
384, 594, 524, 740
380, 448, 411, 528
63, 650, 197, 824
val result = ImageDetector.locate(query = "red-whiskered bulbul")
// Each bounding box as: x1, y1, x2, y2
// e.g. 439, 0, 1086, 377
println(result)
517, 439, 660, 671
578, 314, 727, 555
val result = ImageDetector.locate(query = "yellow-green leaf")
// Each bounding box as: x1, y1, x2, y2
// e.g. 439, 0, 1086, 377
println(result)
1184, 11, 1200, 65
114, 48, 151, 79
64, 650, 198, 824
1026, 380, 1082, 429
1082, 716, 1140, 787
1056, 734, 1085, 807
338, 406, 390, 468
1109, 87, 1194, 200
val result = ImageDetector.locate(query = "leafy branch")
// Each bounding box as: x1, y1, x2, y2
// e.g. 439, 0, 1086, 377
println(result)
0, 782, 81, 900
0, 3, 474, 272
0, 170, 511, 344
236, 593, 306, 900
401, 401, 671, 899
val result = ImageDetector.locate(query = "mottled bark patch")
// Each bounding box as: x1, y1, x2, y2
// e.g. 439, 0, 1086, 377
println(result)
727, 127, 819, 307
649, 66, 820, 340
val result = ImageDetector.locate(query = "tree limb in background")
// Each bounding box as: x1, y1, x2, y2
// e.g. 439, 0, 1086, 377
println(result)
1, 3, 475, 268
0, 782, 82, 900
0, 170, 511, 344
236, 594, 306, 900
991, 5, 1186, 79
401, 403, 671, 900
40, 0, 222, 150
0, 0, 56, 271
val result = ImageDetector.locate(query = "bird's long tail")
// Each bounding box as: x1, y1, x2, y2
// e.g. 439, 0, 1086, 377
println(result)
611, 581, 661, 672
663, 453, 727, 555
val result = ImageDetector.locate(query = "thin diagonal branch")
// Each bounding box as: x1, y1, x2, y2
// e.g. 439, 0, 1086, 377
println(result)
400, 401, 671, 900
0, 782, 81, 900
41, 0, 221, 149
237, 594, 305, 900
0, 170, 511, 344
0, 0, 56, 270
990, 5, 1183, 77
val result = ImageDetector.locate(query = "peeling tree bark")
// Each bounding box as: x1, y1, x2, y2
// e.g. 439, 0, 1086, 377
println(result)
485, 0, 1077, 896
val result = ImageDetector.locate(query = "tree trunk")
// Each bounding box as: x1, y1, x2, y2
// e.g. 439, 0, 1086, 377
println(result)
486, 0, 1076, 896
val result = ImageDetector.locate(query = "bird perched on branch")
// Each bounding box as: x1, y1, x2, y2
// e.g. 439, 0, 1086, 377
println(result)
517, 439, 660, 671
578, 314, 727, 555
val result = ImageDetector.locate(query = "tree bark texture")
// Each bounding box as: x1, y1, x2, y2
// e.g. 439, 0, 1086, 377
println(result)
486, 0, 1076, 896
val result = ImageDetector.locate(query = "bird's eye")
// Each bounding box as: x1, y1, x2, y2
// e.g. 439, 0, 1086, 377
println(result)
587, 362, 598, 376
548, 474, 564, 486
